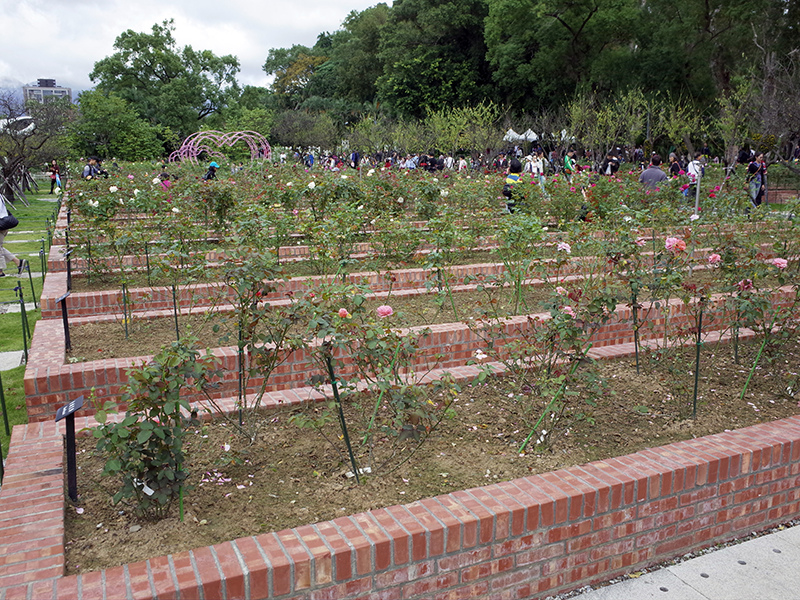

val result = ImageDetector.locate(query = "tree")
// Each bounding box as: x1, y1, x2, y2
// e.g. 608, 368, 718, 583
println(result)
67, 90, 166, 161
485, 0, 640, 110
0, 92, 72, 202
320, 5, 390, 104
263, 45, 327, 108
90, 20, 240, 141
270, 110, 338, 149
377, 0, 493, 118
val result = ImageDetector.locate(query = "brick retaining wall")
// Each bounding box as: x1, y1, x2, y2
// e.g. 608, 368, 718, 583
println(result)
1, 411, 799, 599
25, 287, 796, 422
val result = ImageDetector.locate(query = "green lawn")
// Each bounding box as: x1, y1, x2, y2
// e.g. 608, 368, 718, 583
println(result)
0, 366, 28, 456
1, 193, 58, 456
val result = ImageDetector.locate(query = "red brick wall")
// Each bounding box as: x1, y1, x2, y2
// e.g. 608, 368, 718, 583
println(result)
25, 287, 796, 423
2, 415, 799, 599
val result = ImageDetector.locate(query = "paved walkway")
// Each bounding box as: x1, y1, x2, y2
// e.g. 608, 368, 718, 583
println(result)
0, 351, 23, 372
566, 524, 800, 600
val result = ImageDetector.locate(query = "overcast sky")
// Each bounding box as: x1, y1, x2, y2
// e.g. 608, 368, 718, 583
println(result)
0, 0, 385, 96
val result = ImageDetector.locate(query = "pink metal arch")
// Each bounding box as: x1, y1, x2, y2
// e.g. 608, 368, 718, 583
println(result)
168, 130, 271, 164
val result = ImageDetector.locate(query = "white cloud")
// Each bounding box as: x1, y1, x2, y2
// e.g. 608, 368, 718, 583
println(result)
1, 0, 386, 93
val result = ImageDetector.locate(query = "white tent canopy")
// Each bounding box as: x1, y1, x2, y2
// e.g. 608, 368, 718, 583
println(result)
503, 128, 524, 142
505, 128, 541, 143
522, 129, 539, 142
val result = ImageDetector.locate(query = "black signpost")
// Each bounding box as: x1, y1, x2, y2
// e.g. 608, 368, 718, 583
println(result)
56, 395, 84, 503
57, 291, 71, 351
64, 249, 73, 292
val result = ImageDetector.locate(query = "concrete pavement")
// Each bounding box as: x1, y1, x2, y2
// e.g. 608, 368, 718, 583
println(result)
564, 524, 800, 600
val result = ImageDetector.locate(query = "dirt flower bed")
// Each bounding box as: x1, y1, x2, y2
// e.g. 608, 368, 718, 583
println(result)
65, 270, 729, 361
65, 287, 555, 360
65, 336, 800, 574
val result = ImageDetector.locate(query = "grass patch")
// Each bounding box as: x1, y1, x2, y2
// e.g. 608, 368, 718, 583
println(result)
0, 194, 54, 451
0, 365, 28, 456
0, 310, 39, 353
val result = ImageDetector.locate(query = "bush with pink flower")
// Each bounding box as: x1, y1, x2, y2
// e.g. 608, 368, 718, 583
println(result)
376, 305, 394, 318
664, 236, 686, 253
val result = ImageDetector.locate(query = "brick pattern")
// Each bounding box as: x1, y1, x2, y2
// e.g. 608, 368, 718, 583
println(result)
0, 423, 64, 590
2, 414, 800, 599
25, 285, 796, 422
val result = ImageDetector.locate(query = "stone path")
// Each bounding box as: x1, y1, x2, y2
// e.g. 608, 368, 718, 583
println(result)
0, 351, 23, 372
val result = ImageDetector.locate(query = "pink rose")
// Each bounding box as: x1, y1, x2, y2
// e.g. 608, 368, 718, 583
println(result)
707, 253, 721, 265
769, 257, 788, 269
376, 305, 394, 318
635, 237, 647, 247
127, 174, 135, 180
737, 279, 753, 292
665, 237, 686, 253
556, 286, 568, 296
338, 308, 350, 318
561, 306, 576, 318
557, 241, 572, 254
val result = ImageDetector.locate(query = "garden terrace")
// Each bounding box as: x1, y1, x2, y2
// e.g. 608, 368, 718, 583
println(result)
23, 286, 797, 422
2, 403, 800, 598
37, 236, 778, 321
39, 260, 590, 320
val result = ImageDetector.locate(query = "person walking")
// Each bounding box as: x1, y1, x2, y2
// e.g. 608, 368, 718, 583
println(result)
564, 149, 577, 183
747, 153, 767, 207
48, 160, 60, 194
503, 158, 523, 213
0, 196, 25, 277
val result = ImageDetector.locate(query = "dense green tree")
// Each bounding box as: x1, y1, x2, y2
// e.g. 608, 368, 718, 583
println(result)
321, 5, 390, 104
377, 0, 493, 118
90, 20, 240, 140
67, 91, 166, 161
485, 0, 640, 110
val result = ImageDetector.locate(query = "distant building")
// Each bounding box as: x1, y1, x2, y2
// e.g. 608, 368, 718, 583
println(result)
22, 79, 72, 103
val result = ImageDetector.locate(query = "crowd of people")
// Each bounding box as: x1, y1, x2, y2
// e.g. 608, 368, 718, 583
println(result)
73, 140, 773, 214
279, 142, 771, 213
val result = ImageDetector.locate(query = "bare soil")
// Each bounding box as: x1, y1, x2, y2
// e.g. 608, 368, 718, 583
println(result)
65, 335, 800, 574
66, 271, 724, 362
65, 286, 555, 361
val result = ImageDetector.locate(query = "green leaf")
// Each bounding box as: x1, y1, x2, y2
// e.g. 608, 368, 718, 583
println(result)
136, 429, 152, 444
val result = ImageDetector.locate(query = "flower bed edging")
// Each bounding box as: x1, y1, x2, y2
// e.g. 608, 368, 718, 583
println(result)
1, 413, 799, 599
25, 287, 796, 422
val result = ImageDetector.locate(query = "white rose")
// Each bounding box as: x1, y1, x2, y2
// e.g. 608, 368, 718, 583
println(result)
109, 186, 118, 193
172, 207, 181, 214
307, 181, 316, 189
152, 178, 161, 185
